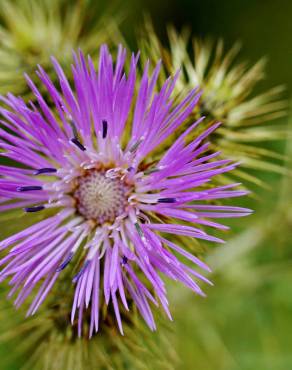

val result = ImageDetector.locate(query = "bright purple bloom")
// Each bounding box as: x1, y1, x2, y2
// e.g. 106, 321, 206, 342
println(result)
0, 45, 251, 336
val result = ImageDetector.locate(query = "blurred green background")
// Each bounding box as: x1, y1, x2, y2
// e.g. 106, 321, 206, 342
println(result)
126, 0, 292, 92
0, 1, 291, 369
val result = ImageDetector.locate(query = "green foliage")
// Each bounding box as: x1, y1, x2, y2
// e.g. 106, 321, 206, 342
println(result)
0, 0, 121, 97
0, 287, 178, 370
138, 20, 289, 188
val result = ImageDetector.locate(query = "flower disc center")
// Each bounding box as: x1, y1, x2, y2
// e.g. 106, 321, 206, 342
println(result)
74, 169, 129, 224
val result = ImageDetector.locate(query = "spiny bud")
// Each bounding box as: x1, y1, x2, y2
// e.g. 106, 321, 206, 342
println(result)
138, 20, 287, 189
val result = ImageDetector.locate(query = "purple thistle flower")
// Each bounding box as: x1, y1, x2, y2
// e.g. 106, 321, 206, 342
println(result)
0, 45, 251, 337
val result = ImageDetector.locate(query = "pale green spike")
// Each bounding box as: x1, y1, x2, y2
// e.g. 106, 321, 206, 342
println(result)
137, 19, 288, 189
0, 280, 178, 370
0, 0, 122, 97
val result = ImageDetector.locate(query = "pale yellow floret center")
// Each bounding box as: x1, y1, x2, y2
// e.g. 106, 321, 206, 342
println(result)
74, 169, 130, 225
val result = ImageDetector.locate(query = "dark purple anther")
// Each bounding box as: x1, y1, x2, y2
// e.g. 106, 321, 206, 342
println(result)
102, 120, 108, 139
122, 256, 128, 265
56, 252, 74, 272
17, 186, 43, 192
24, 205, 45, 213
157, 198, 176, 203
71, 137, 86, 151
72, 260, 90, 283
34, 168, 57, 175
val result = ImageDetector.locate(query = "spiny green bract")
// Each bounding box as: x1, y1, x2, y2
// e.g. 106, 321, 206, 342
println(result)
0, 0, 121, 97
0, 280, 178, 370
138, 20, 288, 189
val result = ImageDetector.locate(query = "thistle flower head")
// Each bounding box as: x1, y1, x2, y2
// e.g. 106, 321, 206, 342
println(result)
139, 22, 287, 187
0, 45, 251, 336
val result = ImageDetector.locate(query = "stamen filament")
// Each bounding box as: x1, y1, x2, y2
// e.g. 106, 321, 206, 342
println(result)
69, 119, 79, 138
134, 222, 144, 237
130, 139, 143, 153
144, 168, 160, 175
